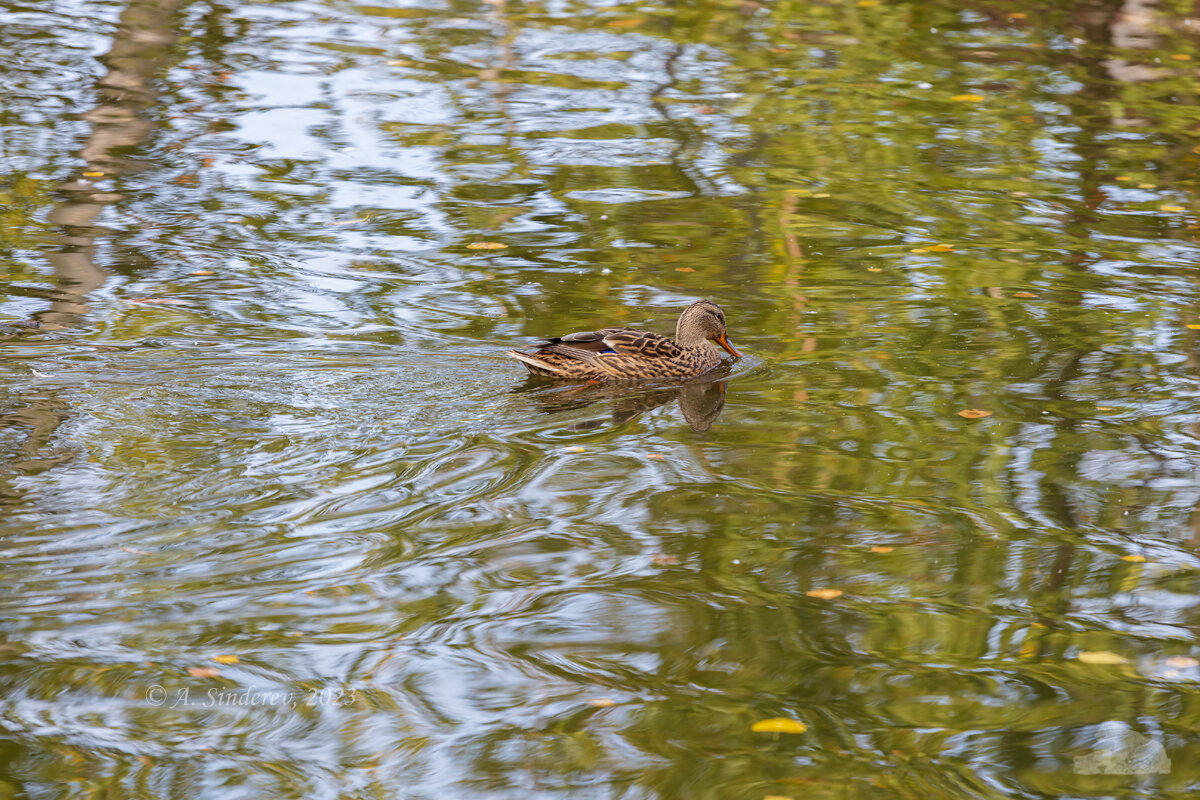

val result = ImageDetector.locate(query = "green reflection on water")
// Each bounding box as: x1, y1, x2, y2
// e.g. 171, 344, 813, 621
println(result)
2, 0, 1200, 797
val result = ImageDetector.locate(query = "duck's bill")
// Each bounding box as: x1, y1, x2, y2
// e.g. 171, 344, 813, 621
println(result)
716, 333, 742, 358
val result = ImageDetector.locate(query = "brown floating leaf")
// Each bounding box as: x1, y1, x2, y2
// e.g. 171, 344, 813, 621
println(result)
587, 698, 616, 708
869, 546, 894, 553
651, 553, 680, 566
1012, 291, 1038, 298
190, 270, 215, 276
606, 17, 646, 27
752, 718, 808, 734
957, 409, 992, 419
645, 453, 665, 460
674, 267, 696, 273
130, 298, 188, 305
806, 588, 843, 600
212, 654, 239, 664
467, 241, 507, 250
1077, 650, 1128, 665
188, 667, 221, 678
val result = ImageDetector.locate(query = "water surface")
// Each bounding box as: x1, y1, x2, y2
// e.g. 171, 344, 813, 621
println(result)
3, 0, 1200, 797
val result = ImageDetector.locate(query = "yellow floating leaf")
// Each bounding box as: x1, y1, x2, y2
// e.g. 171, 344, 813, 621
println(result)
806, 588, 842, 600
1160, 205, 1186, 213
675, 267, 695, 273
466, 241, 507, 250
911, 243, 955, 253
82, 171, 105, 177
1096, 406, 1112, 411
765, 796, 796, 800
386, 59, 411, 66
1165, 656, 1199, 668
957, 409, 992, 419
606, 17, 645, 27
190, 270, 215, 276
951, 93, 985, 103
1121, 554, 1147, 563
564, 446, 586, 453
866, 267, 882, 272
811, 193, 830, 198
869, 546, 894, 553
1138, 183, 1156, 189
587, 698, 615, 708
857, 0, 879, 6
1185, 324, 1200, 330
1077, 651, 1127, 665
752, 718, 808, 734
1008, 12, 1027, 19
1114, 176, 1131, 181
1012, 291, 1038, 298
188, 666, 221, 678
1170, 53, 1192, 61
213, 654, 239, 664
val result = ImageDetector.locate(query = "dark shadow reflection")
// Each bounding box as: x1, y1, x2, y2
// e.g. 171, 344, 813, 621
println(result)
515, 374, 729, 432
1, 0, 184, 491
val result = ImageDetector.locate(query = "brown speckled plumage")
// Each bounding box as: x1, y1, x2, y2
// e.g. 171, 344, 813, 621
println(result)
507, 300, 741, 381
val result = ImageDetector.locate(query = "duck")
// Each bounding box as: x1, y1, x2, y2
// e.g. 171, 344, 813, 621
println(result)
507, 299, 741, 381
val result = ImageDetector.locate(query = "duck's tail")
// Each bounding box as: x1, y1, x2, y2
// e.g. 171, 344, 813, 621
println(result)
506, 350, 563, 377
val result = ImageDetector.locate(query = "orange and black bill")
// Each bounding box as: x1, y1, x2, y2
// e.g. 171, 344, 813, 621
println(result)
716, 333, 742, 358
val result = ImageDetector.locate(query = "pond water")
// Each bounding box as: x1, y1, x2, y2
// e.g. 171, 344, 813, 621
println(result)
3, 0, 1200, 797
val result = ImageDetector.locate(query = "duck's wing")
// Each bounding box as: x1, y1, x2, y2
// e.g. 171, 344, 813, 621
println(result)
539, 327, 682, 361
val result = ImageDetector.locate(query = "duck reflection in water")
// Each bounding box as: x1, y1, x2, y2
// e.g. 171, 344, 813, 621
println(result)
516, 373, 729, 432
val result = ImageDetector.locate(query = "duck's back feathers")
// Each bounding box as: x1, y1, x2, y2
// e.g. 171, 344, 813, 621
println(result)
542, 328, 683, 359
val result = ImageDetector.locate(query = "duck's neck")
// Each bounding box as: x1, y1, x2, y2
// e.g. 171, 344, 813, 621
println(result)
675, 329, 710, 349
675, 317, 710, 349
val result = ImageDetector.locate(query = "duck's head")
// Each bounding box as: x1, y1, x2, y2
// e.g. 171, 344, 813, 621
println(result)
676, 300, 741, 357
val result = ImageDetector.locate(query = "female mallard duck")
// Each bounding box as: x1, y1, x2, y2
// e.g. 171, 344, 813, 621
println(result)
507, 300, 741, 381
